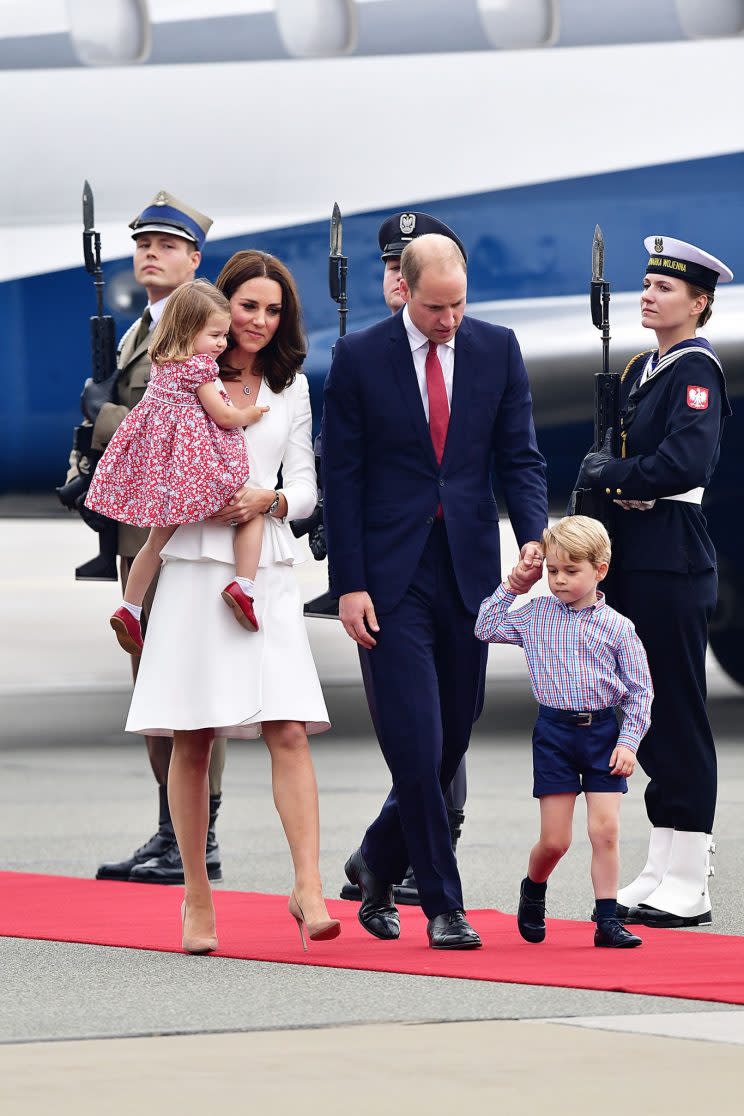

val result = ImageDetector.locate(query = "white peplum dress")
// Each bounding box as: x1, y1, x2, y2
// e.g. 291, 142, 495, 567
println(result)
125, 373, 330, 739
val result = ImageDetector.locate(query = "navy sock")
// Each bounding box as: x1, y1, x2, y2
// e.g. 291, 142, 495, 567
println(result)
595, 898, 617, 922
522, 876, 547, 900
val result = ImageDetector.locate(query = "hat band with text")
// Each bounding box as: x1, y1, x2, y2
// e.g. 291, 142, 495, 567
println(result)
646, 255, 719, 291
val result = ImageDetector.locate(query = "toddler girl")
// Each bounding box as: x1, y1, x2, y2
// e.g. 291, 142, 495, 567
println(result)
85, 279, 268, 652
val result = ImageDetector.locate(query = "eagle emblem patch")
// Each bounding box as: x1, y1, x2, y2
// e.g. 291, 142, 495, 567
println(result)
400, 213, 416, 236
687, 385, 709, 410
654, 236, 663, 253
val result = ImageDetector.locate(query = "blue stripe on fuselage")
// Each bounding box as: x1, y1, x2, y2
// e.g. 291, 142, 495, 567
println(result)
4, 151, 744, 491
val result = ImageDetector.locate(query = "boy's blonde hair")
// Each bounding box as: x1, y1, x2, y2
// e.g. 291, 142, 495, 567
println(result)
541, 515, 611, 568
149, 279, 230, 364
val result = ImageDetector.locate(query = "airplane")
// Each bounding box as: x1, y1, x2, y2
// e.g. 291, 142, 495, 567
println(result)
1, 1, 742, 683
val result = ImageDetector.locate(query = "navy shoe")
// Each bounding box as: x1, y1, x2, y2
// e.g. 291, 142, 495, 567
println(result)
594, 918, 642, 948
517, 878, 546, 944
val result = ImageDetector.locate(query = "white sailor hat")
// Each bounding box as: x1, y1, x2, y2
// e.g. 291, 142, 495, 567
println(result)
129, 190, 213, 251
644, 235, 733, 292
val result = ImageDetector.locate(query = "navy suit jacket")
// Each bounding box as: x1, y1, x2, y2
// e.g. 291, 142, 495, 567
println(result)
321, 309, 548, 616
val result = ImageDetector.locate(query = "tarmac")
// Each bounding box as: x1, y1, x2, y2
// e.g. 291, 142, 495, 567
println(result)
2, 514, 744, 1113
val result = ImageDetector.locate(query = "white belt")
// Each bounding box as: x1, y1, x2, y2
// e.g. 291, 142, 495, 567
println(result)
660, 487, 704, 505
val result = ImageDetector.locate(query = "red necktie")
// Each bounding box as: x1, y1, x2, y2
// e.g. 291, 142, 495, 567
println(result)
425, 340, 449, 463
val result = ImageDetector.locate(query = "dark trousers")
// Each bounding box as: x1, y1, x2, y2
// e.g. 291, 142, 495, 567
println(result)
358, 652, 468, 813
359, 522, 487, 918
607, 569, 717, 833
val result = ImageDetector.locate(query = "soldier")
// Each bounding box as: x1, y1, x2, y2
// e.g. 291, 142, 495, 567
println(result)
576, 236, 733, 927
340, 211, 474, 907
73, 191, 227, 885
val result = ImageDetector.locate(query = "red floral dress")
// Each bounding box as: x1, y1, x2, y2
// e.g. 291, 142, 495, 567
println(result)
85, 354, 251, 527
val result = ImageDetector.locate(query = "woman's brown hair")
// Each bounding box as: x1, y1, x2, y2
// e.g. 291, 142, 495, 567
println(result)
215, 250, 307, 392
687, 283, 715, 329
149, 279, 230, 364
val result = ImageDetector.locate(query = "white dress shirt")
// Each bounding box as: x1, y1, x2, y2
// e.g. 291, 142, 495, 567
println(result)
402, 304, 455, 419
147, 295, 169, 329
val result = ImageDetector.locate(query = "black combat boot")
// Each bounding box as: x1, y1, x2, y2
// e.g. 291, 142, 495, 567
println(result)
393, 807, 467, 906
96, 785, 175, 881
130, 792, 223, 884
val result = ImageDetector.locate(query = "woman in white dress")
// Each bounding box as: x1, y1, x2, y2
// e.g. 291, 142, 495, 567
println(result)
127, 251, 340, 953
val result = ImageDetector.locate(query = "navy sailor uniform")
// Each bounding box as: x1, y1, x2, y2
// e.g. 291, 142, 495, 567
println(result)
601, 338, 731, 833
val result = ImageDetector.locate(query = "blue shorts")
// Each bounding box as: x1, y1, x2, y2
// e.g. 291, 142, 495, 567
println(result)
532, 705, 627, 798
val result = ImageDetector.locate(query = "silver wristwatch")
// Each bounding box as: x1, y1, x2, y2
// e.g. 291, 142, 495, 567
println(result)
267, 491, 281, 515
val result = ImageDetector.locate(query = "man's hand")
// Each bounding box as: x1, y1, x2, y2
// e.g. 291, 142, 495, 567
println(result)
211, 485, 274, 526
610, 745, 636, 777
339, 591, 379, 649
508, 541, 543, 593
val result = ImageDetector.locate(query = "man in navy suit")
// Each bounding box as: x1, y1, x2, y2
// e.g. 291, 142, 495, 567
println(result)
322, 234, 548, 948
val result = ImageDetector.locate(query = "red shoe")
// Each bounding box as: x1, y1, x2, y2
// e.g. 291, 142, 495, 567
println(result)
221, 581, 259, 632
110, 606, 143, 654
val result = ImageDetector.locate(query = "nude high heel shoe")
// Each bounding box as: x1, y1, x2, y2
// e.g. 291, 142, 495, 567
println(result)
288, 891, 341, 951
181, 900, 219, 955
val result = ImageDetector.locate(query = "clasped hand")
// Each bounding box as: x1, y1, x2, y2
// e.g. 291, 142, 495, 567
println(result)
507, 541, 544, 593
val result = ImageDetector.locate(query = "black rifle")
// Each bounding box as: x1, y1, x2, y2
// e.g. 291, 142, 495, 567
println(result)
569, 224, 619, 528
295, 202, 348, 618
55, 181, 118, 580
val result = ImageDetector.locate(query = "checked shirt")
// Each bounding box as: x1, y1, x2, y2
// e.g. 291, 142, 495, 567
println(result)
475, 585, 653, 752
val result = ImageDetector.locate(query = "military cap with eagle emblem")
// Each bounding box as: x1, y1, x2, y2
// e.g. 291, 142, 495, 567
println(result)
644, 235, 733, 292
129, 190, 213, 251
378, 211, 467, 261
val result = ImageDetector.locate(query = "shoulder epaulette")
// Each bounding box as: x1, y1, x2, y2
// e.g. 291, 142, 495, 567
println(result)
621, 350, 653, 383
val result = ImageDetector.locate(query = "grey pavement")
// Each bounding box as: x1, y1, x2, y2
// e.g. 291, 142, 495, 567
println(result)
2, 516, 744, 1108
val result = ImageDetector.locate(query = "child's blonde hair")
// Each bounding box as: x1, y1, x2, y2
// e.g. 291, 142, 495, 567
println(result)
541, 515, 611, 568
149, 279, 230, 364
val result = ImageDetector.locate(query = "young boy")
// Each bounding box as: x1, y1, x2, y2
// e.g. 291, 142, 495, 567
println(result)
475, 516, 653, 948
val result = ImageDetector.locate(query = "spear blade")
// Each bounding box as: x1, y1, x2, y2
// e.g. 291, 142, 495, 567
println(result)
592, 223, 605, 283
82, 179, 95, 232
330, 201, 342, 257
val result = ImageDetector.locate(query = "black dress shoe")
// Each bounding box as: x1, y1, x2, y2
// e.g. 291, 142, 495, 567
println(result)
427, 910, 481, 950
344, 848, 399, 940
627, 903, 712, 928
590, 902, 630, 923
517, 879, 546, 943
594, 918, 642, 948
339, 882, 362, 901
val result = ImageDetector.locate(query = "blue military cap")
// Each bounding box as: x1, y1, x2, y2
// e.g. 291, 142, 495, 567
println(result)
129, 189, 213, 251
378, 211, 467, 262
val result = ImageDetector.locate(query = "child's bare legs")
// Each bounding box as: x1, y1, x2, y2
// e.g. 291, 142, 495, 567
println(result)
122, 526, 178, 609
586, 791, 622, 899
528, 793, 576, 882
111, 526, 177, 653
222, 517, 264, 631
518, 793, 576, 943
169, 728, 217, 951
234, 517, 263, 583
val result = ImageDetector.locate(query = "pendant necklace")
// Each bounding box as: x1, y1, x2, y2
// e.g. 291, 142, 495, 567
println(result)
242, 384, 252, 395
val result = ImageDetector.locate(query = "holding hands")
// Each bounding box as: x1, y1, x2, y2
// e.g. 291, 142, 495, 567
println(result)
507, 541, 544, 593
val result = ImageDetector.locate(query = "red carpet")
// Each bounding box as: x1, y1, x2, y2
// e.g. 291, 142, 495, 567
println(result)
1, 871, 743, 1004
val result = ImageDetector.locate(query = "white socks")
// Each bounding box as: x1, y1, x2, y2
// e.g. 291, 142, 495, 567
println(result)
235, 577, 255, 596
122, 602, 142, 620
